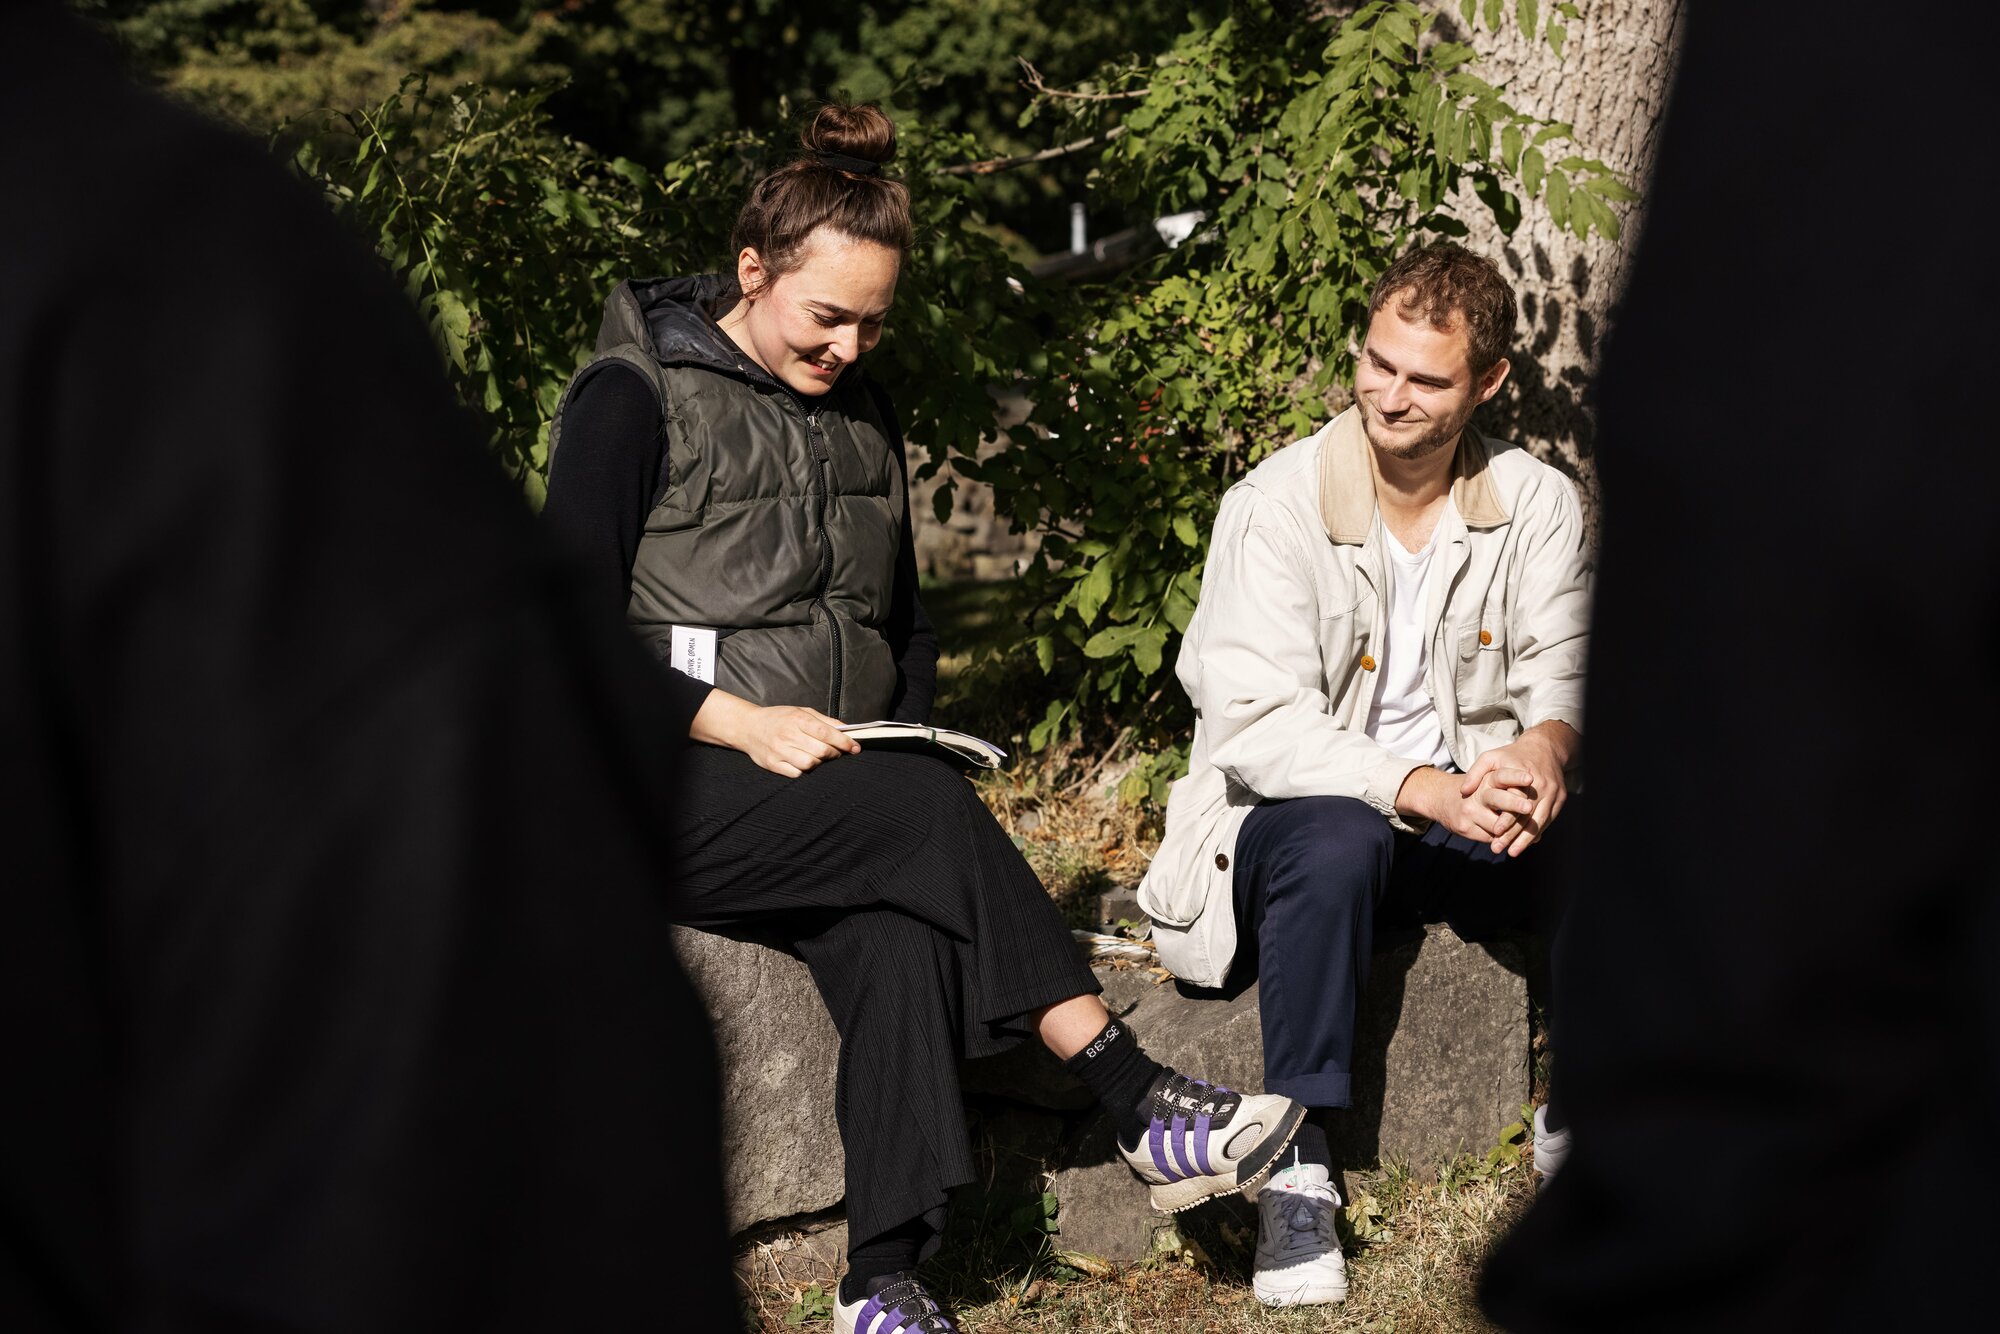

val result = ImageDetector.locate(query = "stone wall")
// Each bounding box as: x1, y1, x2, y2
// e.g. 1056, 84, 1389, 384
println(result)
906, 387, 1042, 583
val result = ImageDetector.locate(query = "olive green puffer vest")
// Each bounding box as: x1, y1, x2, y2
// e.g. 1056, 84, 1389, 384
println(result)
549, 276, 905, 720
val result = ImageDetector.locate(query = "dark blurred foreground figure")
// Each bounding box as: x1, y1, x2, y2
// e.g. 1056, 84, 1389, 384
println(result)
1480, 2, 1998, 1327
0, 4, 730, 1329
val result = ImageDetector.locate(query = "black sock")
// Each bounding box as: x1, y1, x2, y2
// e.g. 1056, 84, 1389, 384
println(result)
1062, 1018, 1166, 1149
840, 1217, 930, 1305
1285, 1115, 1335, 1173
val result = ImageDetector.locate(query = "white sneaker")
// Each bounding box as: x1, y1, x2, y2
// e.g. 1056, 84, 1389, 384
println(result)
834, 1273, 960, 1334
1115, 1071, 1307, 1213
1252, 1159, 1348, 1307
1532, 1103, 1571, 1180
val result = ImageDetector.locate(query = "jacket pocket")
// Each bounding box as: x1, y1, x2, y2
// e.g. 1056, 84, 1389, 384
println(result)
1453, 622, 1508, 710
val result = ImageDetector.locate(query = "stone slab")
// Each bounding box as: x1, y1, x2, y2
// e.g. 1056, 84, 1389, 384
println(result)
672, 928, 844, 1234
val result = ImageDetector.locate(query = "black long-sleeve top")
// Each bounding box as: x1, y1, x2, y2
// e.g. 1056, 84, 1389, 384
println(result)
541, 364, 939, 738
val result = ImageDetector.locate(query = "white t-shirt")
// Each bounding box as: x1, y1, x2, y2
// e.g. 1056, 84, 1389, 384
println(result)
1364, 503, 1455, 769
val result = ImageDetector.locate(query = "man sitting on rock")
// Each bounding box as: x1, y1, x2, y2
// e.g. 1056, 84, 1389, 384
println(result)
1138, 242, 1590, 1307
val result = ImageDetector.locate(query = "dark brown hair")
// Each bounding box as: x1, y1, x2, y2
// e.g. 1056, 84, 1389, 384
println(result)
1367, 242, 1518, 373
729, 103, 913, 289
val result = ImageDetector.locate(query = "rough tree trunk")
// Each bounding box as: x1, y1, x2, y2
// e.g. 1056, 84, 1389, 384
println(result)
1329, 0, 1686, 524
1446, 1, 1685, 517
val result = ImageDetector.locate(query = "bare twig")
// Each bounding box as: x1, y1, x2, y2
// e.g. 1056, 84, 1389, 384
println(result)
1063, 725, 1135, 794
1017, 57, 1154, 102
935, 125, 1129, 176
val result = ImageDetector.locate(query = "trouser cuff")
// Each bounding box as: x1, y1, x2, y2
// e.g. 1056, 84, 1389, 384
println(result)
1267, 1070, 1352, 1109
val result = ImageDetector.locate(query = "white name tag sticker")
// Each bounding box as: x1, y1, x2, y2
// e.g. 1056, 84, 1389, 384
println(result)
670, 625, 717, 684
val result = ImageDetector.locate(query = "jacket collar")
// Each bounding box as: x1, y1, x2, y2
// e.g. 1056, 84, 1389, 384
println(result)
1317, 407, 1510, 544
597, 273, 867, 410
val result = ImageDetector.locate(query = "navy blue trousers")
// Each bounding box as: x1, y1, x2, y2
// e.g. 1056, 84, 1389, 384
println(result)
1231, 795, 1567, 1108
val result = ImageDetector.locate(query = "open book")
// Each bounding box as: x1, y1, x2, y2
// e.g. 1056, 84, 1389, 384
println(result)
837, 721, 1008, 771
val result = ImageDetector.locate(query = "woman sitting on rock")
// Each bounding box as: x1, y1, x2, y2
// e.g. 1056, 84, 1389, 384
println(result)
541, 102, 1303, 1333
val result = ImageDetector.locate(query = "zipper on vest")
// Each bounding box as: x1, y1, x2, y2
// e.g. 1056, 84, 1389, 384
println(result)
805, 409, 842, 715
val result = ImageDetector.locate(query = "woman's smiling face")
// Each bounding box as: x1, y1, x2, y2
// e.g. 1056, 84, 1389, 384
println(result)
724, 229, 900, 397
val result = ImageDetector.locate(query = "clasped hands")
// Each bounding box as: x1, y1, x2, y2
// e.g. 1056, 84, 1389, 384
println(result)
1398, 723, 1574, 857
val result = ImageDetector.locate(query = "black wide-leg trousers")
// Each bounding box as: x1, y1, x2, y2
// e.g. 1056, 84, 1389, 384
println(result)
670, 746, 1099, 1252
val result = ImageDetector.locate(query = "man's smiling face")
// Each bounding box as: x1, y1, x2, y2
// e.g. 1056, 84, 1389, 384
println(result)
1354, 299, 1509, 462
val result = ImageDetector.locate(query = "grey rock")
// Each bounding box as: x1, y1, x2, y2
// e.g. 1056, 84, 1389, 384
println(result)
1050, 1117, 1183, 1266
1114, 924, 1527, 1167
672, 928, 844, 1234
1096, 888, 1146, 928
1159, 925, 1526, 1166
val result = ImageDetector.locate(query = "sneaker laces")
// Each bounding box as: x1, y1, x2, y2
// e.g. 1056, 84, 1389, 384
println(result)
1148, 1071, 1241, 1130
1263, 1155, 1339, 1267
871, 1279, 959, 1333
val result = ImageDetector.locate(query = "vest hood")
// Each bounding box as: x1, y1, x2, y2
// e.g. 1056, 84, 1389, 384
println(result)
594, 274, 778, 386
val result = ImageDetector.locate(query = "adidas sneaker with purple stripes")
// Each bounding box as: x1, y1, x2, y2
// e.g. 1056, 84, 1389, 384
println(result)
1117, 1071, 1306, 1213
835, 1274, 959, 1334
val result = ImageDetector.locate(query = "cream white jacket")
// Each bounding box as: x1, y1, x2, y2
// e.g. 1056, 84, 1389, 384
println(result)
1138, 409, 1591, 987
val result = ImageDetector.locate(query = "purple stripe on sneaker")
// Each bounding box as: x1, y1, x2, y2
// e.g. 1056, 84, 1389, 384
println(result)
1192, 1112, 1214, 1175
1148, 1115, 1184, 1182
1168, 1112, 1195, 1179
855, 1294, 888, 1334
868, 1302, 914, 1334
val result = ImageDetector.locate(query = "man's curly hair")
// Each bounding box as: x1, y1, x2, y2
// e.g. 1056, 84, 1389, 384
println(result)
1367, 242, 1518, 374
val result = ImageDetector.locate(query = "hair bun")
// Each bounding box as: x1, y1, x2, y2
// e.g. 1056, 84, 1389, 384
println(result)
801, 102, 897, 168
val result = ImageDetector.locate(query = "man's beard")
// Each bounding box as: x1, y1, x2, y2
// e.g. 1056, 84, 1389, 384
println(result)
1362, 399, 1472, 461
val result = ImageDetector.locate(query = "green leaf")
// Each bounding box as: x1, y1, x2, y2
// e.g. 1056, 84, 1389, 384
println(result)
1500, 122, 1523, 173
1034, 635, 1056, 675
1573, 188, 1622, 241
1172, 512, 1201, 547
1516, 0, 1538, 37
1483, 0, 1502, 29
1076, 560, 1113, 626
1521, 145, 1546, 197
1584, 174, 1641, 202
1460, 0, 1477, 26
1547, 20, 1567, 57
1028, 700, 1066, 752
1472, 174, 1522, 234
1083, 624, 1140, 658
1544, 169, 1572, 229
1164, 576, 1199, 633
932, 478, 956, 524
431, 289, 471, 371
1133, 624, 1169, 676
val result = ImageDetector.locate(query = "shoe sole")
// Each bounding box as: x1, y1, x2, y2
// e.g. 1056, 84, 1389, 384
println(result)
1146, 1100, 1308, 1214
1253, 1277, 1349, 1307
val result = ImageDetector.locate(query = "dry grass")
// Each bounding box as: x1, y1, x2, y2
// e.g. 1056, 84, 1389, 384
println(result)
741, 1156, 1535, 1332
970, 747, 1159, 927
